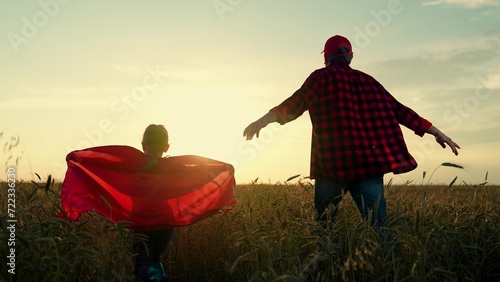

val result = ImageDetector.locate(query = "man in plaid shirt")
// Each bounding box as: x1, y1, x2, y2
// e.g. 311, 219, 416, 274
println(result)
243, 35, 460, 230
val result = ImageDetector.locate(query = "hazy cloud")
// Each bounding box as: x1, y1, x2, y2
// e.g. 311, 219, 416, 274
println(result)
371, 33, 500, 91
422, 0, 500, 8
366, 33, 500, 139
0, 96, 105, 110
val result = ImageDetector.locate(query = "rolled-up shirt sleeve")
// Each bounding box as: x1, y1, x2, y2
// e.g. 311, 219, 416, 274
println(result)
393, 96, 432, 137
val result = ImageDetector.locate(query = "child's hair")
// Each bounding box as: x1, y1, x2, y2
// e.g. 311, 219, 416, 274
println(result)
142, 124, 169, 155
142, 124, 169, 169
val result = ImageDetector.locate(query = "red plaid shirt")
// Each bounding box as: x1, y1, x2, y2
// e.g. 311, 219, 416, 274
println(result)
270, 61, 432, 181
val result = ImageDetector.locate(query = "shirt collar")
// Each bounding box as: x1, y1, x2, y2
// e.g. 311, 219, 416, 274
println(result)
328, 60, 350, 68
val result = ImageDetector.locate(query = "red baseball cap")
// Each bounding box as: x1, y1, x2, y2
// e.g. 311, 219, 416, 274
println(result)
322, 35, 353, 56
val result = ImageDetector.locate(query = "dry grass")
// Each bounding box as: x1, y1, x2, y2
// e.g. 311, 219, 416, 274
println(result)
1, 178, 499, 282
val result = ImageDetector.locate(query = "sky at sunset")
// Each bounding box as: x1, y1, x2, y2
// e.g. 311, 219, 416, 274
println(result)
1, 0, 500, 185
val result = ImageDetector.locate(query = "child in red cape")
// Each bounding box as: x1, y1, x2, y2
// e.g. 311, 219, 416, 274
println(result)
134, 124, 174, 281
59, 124, 236, 281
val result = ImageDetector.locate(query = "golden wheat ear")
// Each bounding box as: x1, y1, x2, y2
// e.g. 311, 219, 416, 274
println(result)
441, 162, 464, 169
426, 162, 464, 185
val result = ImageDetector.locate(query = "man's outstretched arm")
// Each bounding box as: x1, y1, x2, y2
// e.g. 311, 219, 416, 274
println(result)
243, 111, 278, 140
426, 125, 461, 156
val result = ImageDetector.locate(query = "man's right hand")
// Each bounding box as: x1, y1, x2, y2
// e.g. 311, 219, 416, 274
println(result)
243, 111, 278, 140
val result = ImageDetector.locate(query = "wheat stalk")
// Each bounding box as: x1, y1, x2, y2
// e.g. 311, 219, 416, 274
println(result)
426, 162, 464, 185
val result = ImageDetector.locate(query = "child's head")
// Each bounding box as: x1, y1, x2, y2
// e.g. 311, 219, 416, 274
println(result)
142, 124, 169, 157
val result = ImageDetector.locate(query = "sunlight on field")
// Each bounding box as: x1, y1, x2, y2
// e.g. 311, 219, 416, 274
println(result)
1, 178, 498, 281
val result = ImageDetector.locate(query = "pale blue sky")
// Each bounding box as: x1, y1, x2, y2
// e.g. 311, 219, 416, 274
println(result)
1, 0, 499, 185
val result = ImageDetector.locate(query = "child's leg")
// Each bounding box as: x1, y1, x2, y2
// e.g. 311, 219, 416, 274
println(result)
133, 229, 174, 281
133, 231, 156, 279
149, 229, 174, 262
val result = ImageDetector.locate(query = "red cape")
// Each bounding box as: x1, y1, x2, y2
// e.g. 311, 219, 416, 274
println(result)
59, 145, 236, 231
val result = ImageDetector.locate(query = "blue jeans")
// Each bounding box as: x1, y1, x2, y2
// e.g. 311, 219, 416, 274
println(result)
133, 228, 174, 281
314, 176, 387, 229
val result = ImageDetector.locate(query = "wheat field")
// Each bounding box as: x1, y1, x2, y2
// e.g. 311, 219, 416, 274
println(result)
0, 177, 499, 282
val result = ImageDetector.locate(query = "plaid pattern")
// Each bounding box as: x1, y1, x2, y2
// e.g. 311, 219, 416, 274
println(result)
270, 61, 432, 181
